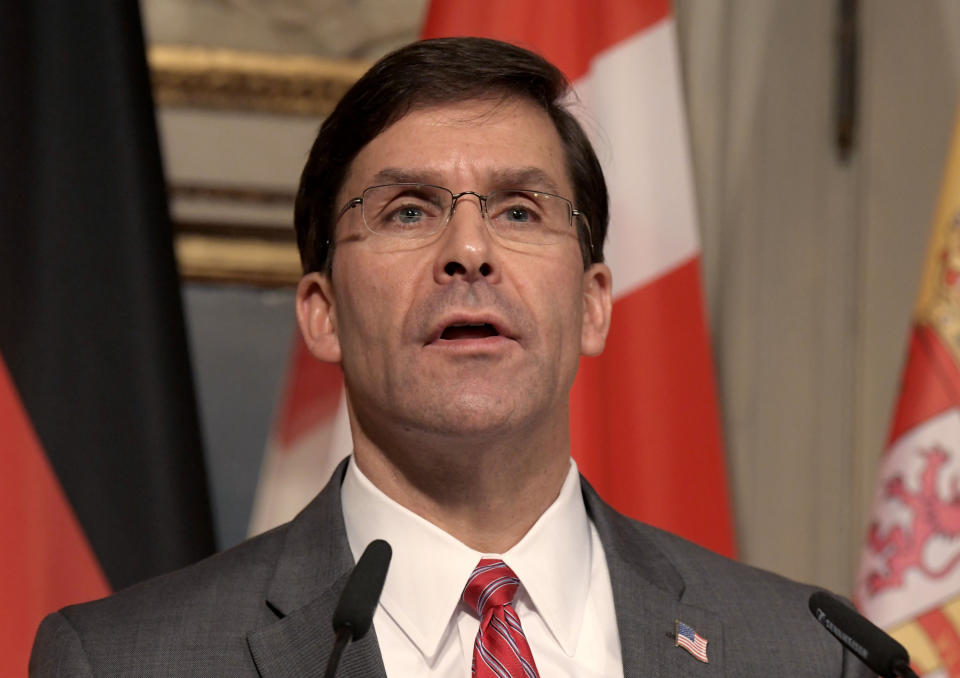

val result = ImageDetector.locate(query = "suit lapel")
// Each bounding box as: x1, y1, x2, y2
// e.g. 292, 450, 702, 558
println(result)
246, 582, 386, 678
246, 459, 388, 678
245, 462, 726, 677
582, 478, 726, 678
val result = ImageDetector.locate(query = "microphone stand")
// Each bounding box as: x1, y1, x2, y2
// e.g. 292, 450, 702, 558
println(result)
324, 628, 353, 678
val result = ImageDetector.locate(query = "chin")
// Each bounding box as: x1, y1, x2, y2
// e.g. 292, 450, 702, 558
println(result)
415, 392, 523, 438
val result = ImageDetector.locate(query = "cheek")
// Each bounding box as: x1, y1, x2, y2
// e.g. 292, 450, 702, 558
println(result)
525, 266, 585, 351
332, 255, 420, 347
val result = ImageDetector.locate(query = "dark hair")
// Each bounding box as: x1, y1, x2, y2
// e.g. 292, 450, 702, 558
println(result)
294, 37, 608, 272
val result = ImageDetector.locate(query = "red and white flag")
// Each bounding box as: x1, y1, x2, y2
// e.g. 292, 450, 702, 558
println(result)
249, 338, 351, 535
856, 110, 960, 677
252, 0, 736, 557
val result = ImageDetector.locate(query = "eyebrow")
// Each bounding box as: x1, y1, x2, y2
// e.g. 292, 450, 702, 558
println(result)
370, 166, 563, 195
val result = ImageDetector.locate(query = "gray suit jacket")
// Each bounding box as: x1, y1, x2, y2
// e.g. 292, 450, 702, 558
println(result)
31, 460, 873, 677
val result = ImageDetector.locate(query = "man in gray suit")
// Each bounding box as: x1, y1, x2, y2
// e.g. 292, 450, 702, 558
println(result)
32, 38, 872, 677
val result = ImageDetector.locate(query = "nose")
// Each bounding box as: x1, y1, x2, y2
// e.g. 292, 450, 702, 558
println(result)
433, 194, 500, 284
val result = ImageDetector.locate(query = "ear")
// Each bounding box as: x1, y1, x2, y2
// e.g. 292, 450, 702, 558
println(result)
296, 272, 342, 363
581, 262, 612, 357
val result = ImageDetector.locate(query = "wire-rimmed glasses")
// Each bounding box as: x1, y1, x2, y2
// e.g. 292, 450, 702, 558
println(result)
336, 183, 590, 247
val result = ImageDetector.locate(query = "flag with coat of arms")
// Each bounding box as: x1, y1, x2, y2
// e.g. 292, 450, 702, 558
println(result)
857, 107, 960, 677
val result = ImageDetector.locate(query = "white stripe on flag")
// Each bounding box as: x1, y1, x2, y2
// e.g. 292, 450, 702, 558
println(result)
573, 18, 700, 299
248, 391, 351, 536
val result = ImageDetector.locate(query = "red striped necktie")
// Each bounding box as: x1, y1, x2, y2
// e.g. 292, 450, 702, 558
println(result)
462, 559, 541, 678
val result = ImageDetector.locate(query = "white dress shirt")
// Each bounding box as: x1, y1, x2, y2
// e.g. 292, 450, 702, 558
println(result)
341, 455, 624, 677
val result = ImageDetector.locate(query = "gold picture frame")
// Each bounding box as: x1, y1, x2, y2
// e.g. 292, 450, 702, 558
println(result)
150, 45, 369, 117
151, 45, 370, 287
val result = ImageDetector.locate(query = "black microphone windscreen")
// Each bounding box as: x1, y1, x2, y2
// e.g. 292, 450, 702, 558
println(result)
332, 539, 392, 641
809, 591, 910, 678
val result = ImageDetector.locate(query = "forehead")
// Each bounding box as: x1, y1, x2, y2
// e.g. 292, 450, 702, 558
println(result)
340, 98, 571, 200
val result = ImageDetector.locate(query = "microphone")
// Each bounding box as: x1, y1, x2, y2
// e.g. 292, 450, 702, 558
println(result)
324, 539, 392, 678
809, 591, 918, 678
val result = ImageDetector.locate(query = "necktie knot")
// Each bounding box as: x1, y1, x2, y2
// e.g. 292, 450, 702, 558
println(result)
462, 558, 540, 677
462, 558, 520, 618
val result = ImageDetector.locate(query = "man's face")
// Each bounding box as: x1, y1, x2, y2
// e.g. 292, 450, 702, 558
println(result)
297, 97, 611, 447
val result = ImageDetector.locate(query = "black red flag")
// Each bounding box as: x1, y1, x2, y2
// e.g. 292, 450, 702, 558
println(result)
0, 0, 216, 671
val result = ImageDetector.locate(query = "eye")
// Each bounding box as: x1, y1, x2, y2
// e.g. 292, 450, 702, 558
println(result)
490, 192, 545, 225
390, 205, 426, 224
504, 206, 532, 223
367, 186, 446, 234
384, 198, 443, 227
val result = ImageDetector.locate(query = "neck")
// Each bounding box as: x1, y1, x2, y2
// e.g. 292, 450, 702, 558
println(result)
350, 412, 571, 553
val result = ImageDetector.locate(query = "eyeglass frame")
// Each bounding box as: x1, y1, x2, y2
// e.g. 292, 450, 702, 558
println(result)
328, 183, 594, 259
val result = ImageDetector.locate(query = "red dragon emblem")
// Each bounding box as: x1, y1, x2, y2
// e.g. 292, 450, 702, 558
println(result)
866, 447, 960, 595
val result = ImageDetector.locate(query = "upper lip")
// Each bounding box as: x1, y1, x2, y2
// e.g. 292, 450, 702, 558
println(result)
425, 312, 516, 344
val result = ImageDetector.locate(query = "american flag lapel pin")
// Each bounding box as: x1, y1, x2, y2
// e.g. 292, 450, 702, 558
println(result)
675, 620, 709, 663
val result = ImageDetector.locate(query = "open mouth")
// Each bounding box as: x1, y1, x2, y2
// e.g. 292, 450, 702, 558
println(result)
440, 323, 500, 340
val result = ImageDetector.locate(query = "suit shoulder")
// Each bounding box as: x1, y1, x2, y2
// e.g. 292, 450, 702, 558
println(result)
68, 522, 287, 622
30, 611, 94, 677
39, 524, 290, 676
597, 512, 872, 676
627, 514, 822, 599
32, 466, 353, 677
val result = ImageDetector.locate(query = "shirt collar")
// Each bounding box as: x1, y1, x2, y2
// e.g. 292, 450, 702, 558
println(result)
341, 455, 592, 660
